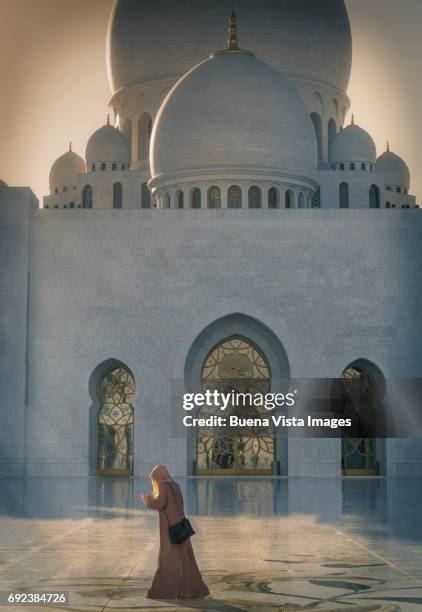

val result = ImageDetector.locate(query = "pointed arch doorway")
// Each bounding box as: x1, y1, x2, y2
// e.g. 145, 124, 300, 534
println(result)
197, 336, 274, 475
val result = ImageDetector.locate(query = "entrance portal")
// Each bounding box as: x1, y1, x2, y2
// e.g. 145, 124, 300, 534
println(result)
197, 337, 275, 475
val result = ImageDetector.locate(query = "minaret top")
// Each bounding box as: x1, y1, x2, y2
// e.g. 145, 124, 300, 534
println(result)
212, 12, 254, 57
387, 141, 390, 152
69, 141, 72, 153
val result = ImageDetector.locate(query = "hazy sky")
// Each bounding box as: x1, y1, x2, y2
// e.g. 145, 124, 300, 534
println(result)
0, 0, 421, 201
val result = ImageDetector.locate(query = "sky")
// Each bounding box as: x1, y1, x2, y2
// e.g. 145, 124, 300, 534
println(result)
0, 0, 421, 202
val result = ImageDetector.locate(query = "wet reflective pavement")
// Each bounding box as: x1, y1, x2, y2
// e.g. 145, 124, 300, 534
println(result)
0, 477, 421, 611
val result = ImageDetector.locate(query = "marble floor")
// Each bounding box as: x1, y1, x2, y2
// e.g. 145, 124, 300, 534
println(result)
0, 477, 422, 611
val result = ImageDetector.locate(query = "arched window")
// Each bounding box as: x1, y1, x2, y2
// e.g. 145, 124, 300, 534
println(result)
311, 112, 323, 161
328, 118, 337, 152
361, 163, 366, 171
369, 184, 380, 209
350, 162, 355, 171
177, 191, 184, 209
82, 185, 93, 209
340, 163, 345, 171
285, 190, 293, 208
248, 185, 261, 208
92, 164, 95, 172
298, 192, 305, 208
63, 186, 68, 192
311, 187, 321, 208
386, 201, 391, 208
141, 182, 151, 208
370, 164, 374, 172
97, 365, 135, 475
100, 162, 105, 171
69, 202, 75, 209
113, 182, 123, 208
268, 187, 279, 209
207, 186, 221, 208
339, 182, 349, 208
228, 185, 242, 208
137, 113, 152, 161
164, 193, 170, 208
396, 187, 401, 193
112, 163, 117, 171
191, 188, 201, 209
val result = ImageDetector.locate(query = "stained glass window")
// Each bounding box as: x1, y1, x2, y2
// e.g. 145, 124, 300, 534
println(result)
369, 184, 380, 208
141, 182, 151, 208
82, 185, 93, 209
191, 188, 201, 209
228, 185, 242, 208
197, 337, 274, 475
177, 191, 184, 208
207, 186, 221, 208
341, 366, 376, 475
248, 185, 261, 208
285, 190, 293, 208
97, 367, 135, 476
113, 182, 123, 208
339, 182, 349, 208
268, 187, 278, 209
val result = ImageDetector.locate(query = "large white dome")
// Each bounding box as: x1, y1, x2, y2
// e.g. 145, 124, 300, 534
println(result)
49, 146, 85, 193
107, 0, 352, 94
85, 120, 130, 165
150, 46, 317, 187
376, 147, 410, 189
329, 120, 376, 165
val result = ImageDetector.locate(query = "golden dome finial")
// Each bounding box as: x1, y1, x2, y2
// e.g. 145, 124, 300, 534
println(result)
387, 140, 390, 152
69, 141, 72, 153
351, 113, 355, 125
212, 11, 253, 57
106, 114, 110, 126
228, 11, 239, 51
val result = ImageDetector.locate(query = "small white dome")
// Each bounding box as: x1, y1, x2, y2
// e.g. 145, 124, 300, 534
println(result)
376, 145, 410, 189
85, 119, 130, 165
329, 119, 376, 164
49, 145, 85, 192
150, 42, 317, 186
0, 179, 8, 189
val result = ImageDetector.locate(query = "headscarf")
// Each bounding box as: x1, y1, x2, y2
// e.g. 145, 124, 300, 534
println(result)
150, 464, 173, 483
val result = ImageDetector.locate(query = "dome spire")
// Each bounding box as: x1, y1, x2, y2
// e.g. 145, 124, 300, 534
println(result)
228, 11, 239, 51
69, 141, 72, 153
106, 114, 110, 126
387, 140, 390, 152
212, 12, 254, 57
351, 114, 355, 125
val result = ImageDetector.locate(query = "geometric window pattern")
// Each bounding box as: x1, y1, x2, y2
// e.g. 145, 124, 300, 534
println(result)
268, 187, 278, 208
228, 185, 242, 208
82, 185, 93, 209
97, 367, 135, 476
339, 182, 349, 208
248, 185, 261, 208
197, 337, 274, 475
141, 182, 151, 208
191, 188, 201, 208
208, 185, 221, 208
113, 182, 123, 209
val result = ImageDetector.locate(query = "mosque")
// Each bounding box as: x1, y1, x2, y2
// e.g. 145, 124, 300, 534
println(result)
1, 0, 421, 480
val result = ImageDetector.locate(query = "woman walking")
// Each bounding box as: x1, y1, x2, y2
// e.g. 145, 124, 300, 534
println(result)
141, 464, 209, 600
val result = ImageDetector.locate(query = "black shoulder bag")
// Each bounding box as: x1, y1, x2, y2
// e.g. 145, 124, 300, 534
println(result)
169, 517, 195, 544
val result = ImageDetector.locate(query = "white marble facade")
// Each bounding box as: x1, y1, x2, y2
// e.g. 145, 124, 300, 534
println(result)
0, 0, 421, 478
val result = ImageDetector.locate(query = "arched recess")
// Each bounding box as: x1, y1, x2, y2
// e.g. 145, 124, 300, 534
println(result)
137, 113, 152, 161
122, 118, 132, 159
369, 184, 380, 209
89, 359, 135, 476
268, 187, 279, 209
339, 182, 349, 208
298, 192, 305, 208
328, 118, 337, 153
82, 185, 93, 209
334, 358, 386, 476
191, 187, 201, 208
184, 313, 291, 476
311, 112, 323, 161
228, 185, 242, 208
285, 189, 294, 209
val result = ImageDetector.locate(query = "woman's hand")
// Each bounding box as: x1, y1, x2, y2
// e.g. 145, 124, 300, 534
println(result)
141, 493, 152, 504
